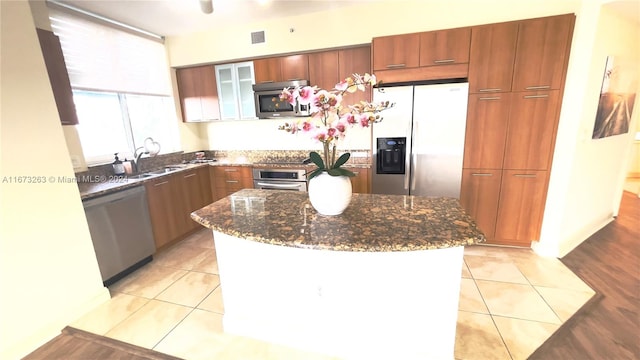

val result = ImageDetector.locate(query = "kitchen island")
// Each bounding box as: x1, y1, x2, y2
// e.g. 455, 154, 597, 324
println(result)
191, 189, 485, 359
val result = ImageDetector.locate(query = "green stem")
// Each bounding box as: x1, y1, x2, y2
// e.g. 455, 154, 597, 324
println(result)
331, 145, 336, 168
323, 141, 330, 170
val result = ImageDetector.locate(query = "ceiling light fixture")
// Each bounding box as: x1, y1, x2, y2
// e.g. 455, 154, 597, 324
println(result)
199, 0, 213, 14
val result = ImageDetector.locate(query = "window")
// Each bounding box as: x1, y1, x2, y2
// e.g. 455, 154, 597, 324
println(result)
48, 3, 180, 164
74, 91, 180, 164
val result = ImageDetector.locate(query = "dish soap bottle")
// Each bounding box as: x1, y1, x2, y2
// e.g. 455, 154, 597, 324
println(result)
112, 153, 125, 176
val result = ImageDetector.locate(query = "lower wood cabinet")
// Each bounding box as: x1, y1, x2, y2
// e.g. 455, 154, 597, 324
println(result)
210, 166, 254, 202
460, 169, 502, 240
178, 167, 212, 232
145, 167, 212, 250
494, 170, 548, 246
350, 168, 370, 194
145, 173, 185, 249
461, 169, 548, 247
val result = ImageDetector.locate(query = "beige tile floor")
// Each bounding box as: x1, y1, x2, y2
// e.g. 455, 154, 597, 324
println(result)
70, 230, 595, 360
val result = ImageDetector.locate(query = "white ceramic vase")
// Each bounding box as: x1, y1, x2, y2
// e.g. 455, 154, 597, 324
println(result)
308, 171, 352, 216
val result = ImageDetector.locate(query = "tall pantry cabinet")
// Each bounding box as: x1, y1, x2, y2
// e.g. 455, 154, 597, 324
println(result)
460, 14, 574, 246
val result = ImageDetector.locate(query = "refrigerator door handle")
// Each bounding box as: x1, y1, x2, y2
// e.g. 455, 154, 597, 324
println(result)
403, 150, 410, 190
410, 121, 418, 191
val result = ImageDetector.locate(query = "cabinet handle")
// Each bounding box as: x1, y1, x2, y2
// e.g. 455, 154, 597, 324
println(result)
184, 173, 196, 178
523, 94, 549, 99
479, 97, 501, 100
226, 180, 239, 183
224, 168, 238, 172
287, 78, 302, 81
386, 63, 406, 69
260, 80, 275, 83
514, 174, 537, 178
478, 88, 502, 92
434, 59, 455, 64
154, 181, 169, 186
471, 173, 493, 176
525, 85, 550, 90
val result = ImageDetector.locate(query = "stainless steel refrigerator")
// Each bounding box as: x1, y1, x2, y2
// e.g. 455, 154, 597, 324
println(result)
372, 82, 469, 197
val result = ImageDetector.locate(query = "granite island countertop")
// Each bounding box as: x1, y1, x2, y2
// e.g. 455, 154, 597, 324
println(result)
191, 189, 485, 252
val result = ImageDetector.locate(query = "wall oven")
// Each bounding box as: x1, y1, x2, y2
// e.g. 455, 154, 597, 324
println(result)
252, 168, 307, 192
252, 80, 312, 119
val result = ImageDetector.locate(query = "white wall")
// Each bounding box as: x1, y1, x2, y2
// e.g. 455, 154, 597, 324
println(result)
167, 0, 580, 66
536, 1, 640, 257
0, 2, 110, 358
205, 118, 372, 151
166, 0, 581, 151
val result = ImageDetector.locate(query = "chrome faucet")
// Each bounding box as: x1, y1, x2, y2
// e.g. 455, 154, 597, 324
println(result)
133, 146, 148, 173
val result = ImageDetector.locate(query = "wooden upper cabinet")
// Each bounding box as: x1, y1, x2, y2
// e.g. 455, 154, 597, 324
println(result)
281, 55, 309, 81
372, 33, 420, 71
494, 170, 548, 246
463, 93, 511, 169
309, 51, 339, 90
460, 169, 502, 240
254, 57, 281, 83
503, 90, 561, 170
35, 28, 79, 125
512, 14, 574, 91
176, 65, 220, 122
419, 27, 471, 67
339, 46, 372, 106
468, 22, 518, 93
254, 55, 309, 83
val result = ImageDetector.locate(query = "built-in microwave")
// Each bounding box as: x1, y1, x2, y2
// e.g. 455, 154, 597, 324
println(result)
252, 80, 312, 119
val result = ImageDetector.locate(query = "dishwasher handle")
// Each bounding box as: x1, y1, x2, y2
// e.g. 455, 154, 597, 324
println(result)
82, 185, 146, 209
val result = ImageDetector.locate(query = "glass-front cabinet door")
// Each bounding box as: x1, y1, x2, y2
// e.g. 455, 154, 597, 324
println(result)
235, 62, 256, 119
215, 62, 256, 120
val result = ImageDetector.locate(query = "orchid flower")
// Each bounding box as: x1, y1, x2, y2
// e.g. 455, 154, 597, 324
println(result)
278, 73, 394, 179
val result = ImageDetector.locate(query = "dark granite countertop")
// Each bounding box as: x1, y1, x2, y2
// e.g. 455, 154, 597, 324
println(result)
191, 189, 485, 252
79, 162, 369, 200
78, 163, 207, 200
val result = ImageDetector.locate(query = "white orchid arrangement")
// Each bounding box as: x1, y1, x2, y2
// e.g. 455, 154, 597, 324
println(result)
279, 73, 393, 179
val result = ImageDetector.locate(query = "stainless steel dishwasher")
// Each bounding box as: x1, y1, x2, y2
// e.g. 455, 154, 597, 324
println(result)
82, 185, 156, 286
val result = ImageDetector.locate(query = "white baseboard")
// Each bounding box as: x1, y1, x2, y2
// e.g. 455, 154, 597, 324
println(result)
0, 287, 110, 360
533, 216, 615, 258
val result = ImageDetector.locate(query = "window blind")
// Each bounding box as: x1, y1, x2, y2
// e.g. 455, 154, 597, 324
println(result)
47, 7, 171, 96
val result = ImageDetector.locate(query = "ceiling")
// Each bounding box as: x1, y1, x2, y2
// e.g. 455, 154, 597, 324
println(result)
53, 0, 377, 37
51, 0, 639, 38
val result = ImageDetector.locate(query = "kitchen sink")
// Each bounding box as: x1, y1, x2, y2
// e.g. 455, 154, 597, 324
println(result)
147, 168, 177, 175
128, 167, 181, 180
128, 174, 153, 179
